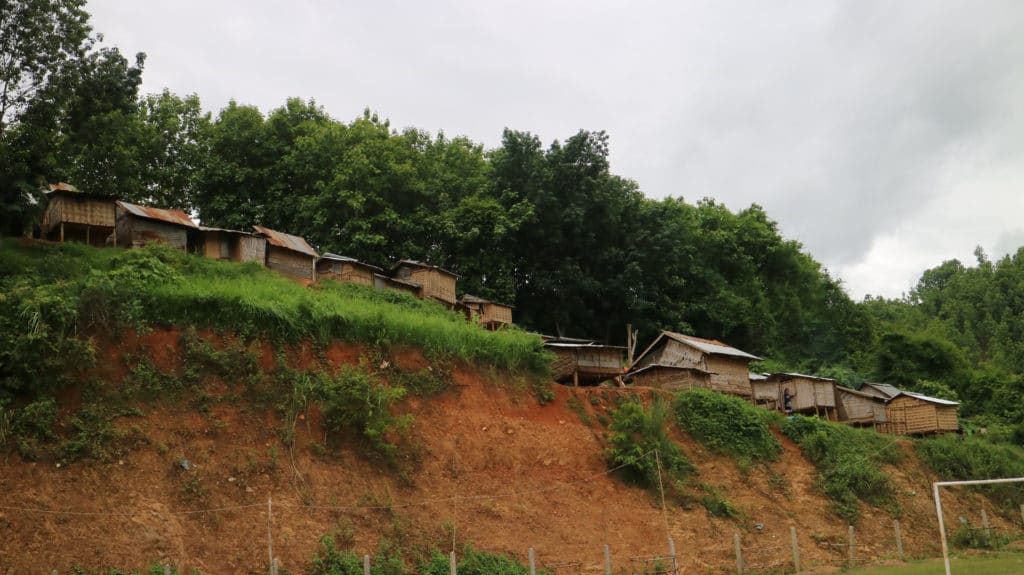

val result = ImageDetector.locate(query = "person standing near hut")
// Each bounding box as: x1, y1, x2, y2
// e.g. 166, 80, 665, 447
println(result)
783, 387, 796, 415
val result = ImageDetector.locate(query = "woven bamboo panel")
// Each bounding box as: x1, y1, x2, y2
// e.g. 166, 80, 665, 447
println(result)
267, 246, 314, 280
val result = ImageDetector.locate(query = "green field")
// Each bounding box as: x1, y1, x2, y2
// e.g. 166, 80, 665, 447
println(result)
848, 550, 1024, 575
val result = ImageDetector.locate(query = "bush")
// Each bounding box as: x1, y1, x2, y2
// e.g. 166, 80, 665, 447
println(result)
309, 535, 405, 575
917, 434, 1024, 512
673, 389, 781, 466
607, 398, 693, 491
420, 546, 540, 575
782, 416, 900, 523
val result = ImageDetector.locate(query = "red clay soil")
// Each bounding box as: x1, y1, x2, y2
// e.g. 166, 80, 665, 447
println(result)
0, 329, 1015, 574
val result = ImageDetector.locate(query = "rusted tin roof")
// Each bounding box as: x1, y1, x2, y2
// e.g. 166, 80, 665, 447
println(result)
200, 226, 260, 237
117, 201, 198, 228
391, 259, 460, 278
460, 293, 514, 309
47, 182, 80, 193
252, 225, 318, 257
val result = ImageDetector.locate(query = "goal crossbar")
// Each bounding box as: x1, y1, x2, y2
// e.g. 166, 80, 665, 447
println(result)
933, 476, 1024, 575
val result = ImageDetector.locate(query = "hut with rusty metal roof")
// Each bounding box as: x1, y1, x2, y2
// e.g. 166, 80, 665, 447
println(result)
458, 294, 513, 330
114, 201, 198, 251
317, 253, 381, 287
252, 225, 318, 281
198, 227, 266, 263
834, 385, 888, 427
40, 183, 118, 247
879, 391, 959, 435
630, 331, 760, 397
858, 382, 902, 400
544, 337, 626, 386
390, 260, 458, 308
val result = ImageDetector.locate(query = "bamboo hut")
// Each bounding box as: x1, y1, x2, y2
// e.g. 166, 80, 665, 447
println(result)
198, 227, 266, 263
755, 373, 838, 419
629, 364, 711, 391
390, 260, 458, 308
252, 225, 318, 281
834, 386, 888, 427
544, 337, 626, 386
374, 273, 422, 297
630, 331, 759, 397
458, 294, 514, 330
40, 183, 117, 247
880, 392, 959, 435
115, 201, 198, 251
317, 253, 381, 287
858, 382, 901, 400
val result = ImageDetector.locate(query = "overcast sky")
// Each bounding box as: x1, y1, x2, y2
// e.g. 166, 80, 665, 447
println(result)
86, 0, 1024, 300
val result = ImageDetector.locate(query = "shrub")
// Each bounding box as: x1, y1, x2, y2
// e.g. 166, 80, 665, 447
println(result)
949, 523, 1011, 550
314, 366, 412, 463
310, 535, 406, 575
673, 389, 781, 466
917, 434, 1024, 512
782, 416, 900, 523
420, 546, 542, 575
607, 398, 693, 491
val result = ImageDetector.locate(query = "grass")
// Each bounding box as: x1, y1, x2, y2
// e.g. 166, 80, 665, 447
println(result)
672, 388, 781, 467
847, 549, 1024, 574
917, 434, 1024, 514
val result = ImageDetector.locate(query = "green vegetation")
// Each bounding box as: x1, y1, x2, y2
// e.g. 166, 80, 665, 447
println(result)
420, 546, 543, 575
673, 388, 781, 467
607, 398, 693, 493
69, 563, 196, 575
916, 434, 1024, 512
782, 416, 902, 524
847, 550, 1024, 575
310, 536, 406, 575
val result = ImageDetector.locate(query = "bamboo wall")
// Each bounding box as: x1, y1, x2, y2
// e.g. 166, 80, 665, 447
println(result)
632, 367, 710, 392
266, 245, 315, 281
116, 216, 188, 250
401, 267, 456, 306
706, 356, 753, 397
479, 302, 513, 326
238, 236, 266, 263
319, 262, 375, 286
42, 196, 116, 246
634, 339, 705, 371
882, 396, 958, 435
835, 389, 886, 424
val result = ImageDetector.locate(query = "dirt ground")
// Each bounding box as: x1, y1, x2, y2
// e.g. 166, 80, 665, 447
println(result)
0, 329, 1017, 574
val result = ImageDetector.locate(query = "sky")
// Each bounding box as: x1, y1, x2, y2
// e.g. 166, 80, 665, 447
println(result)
85, 0, 1024, 300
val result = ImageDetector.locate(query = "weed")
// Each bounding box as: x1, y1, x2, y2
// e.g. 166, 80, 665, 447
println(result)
532, 382, 555, 405
699, 484, 740, 519
59, 404, 122, 462
420, 546, 543, 575
607, 398, 694, 495
567, 396, 593, 426
673, 388, 781, 466
917, 434, 1024, 513
949, 522, 1011, 550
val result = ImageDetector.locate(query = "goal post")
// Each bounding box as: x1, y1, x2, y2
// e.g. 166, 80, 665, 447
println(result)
933, 477, 1024, 575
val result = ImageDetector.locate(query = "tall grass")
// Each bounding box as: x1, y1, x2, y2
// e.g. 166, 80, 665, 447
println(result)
672, 388, 781, 467
917, 434, 1024, 512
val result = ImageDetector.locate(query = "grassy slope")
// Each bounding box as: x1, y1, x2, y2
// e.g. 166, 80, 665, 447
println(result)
0, 239, 549, 377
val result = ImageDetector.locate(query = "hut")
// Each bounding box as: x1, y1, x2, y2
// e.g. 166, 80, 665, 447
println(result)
458, 294, 514, 330
544, 337, 626, 386
834, 386, 888, 427
252, 225, 318, 281
858, 382, 901, 400
630, 331, 759, 397
374, 273, 422, 297
317, 253, 381, 287
390, 260, 458, 308
114, 201, 198, 251
756, 373, 838, 419
629, 364, 711, 391
880, 392, 959, 435
198, 227, 266, 263
39, 183, 117, 247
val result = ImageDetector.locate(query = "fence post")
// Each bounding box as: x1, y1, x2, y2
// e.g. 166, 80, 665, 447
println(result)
790, 526, 800, 573
364, 554, 371, 575
164, 565, 171, 575
528, 547, 536, 575
272, 558, 279, 575
848, 525, 855, 564
604, 544, 612, 575
267, 497, 275, 575
449, 550, 457, 575
982, 508, 991, 539
734, 533, 743, 574
668, 536, 677, 573
1020, 503, 1024, 527
894, 520, 904, 561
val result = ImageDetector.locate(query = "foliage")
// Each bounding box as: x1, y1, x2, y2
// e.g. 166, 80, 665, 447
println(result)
949, 523, 1012, 550
672, 388, 781, 466
916, 434, 1024, 512
782, 416, 900, 523
607, 398, 693, 492
420, 546, 543, 575
309, 535, 406, 575
314, 366, 412, 463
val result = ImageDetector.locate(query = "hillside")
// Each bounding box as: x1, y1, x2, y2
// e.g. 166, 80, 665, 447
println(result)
2, 239, 1022, 574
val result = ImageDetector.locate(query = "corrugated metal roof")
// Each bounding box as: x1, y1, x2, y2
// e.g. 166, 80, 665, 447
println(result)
749, 373, 769, 381
391, 259, 460, 278
252, 225, 318, 257
117, 201, 198, 228
544, 342, 628, 351
835, 386, 887, 401
891, 391, 960, 406
661, 331, 762, 361
460, 294, 515, 309
862, 382, 901, 398
200, 226, 260, 236
771, 372, 836, 383
321, 253, 382, 272
373, 273, 421, 289
47, 182, 80, 193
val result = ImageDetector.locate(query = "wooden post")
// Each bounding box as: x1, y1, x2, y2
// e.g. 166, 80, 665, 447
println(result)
668, 536, 677, 573
1020, 503, 1024, 527
267, 497, 274, 575
449, 550, 457, 575
272, 558, 279, 575
790, 526, 800, 573
894, 520, 904, 561
734, 533, 743, 574
604, 544, 612, 575
982, 508, 991, 540
528, 548, 536, 575
848, 525, 855, 564
573, 368, 579, 387
86, 224, 90, 245
60, 222, 64, 242
364, 554, 371, 575
164, 565, 171, 575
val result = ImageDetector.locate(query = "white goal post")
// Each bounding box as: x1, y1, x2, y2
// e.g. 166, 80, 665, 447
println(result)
933, 477, 1024, 575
